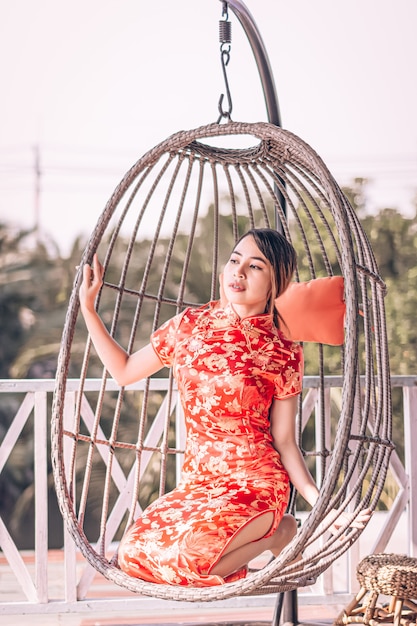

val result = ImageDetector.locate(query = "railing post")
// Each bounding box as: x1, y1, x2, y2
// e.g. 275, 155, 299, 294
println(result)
403, 384, 417, 557
34, 390, 49, 602
63, 390, 78, 602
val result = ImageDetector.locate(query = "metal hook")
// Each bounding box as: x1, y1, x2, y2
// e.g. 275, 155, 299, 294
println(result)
221, 1, 229, 20
217, 45, 233, 123
216, 2, 233, 123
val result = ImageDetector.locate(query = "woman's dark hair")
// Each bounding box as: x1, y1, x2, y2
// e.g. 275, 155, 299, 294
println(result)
235, 228, 297, 329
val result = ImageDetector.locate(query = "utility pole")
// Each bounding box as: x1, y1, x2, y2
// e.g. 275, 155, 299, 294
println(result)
33, 144, 41, 243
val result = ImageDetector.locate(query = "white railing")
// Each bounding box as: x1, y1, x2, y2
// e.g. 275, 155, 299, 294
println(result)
0, 376, 416, 617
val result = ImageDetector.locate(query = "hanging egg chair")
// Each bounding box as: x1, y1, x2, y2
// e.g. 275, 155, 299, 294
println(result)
51, 0, 392, 611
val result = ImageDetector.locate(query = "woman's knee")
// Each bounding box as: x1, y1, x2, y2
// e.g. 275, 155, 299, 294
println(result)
220, 511, 275, 556
278, 514, 298, 539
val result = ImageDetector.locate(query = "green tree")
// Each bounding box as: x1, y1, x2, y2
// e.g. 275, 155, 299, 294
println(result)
2, 188, 416, 547
0, 225, 88, 548
359, 208, 417, 375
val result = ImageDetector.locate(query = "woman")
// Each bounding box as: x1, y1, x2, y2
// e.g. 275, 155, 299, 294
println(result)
79, 228, 369, 587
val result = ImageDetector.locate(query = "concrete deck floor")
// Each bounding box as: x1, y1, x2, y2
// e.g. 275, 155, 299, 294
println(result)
1, 606, 343, 626
0, 550, 348, 625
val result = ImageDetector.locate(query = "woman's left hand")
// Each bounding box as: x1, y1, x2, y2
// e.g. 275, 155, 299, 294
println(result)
323, 507, 372, 537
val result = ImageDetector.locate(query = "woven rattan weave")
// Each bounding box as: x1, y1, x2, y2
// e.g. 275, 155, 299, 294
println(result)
51, 121, 393, 602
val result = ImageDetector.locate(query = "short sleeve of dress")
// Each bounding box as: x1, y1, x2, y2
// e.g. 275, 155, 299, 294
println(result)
273, 342, 304, 400
150, 313, 184, 368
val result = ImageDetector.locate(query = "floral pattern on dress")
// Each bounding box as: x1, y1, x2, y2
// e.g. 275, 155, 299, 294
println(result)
118, 302, 303, 587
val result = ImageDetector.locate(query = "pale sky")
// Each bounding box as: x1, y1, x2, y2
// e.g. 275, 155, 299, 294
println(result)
1, 0, 416, 255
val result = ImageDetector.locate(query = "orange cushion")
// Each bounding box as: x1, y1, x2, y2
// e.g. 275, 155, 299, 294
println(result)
275, 276, 345, 345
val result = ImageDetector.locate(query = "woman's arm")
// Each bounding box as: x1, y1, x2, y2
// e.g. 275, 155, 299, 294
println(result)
79, 254, 163, 386
270, 396, 320, 507
270, 396, 372, 531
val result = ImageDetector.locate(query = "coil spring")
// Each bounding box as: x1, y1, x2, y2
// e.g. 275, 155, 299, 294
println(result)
219, 19, 232, 45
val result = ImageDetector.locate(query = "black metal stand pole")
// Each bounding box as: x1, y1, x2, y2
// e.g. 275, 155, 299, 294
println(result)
219, 0, 281, 127
216, 4, 300, 624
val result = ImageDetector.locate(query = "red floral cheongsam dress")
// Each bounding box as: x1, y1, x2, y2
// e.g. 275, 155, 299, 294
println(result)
118, 301, 303, 587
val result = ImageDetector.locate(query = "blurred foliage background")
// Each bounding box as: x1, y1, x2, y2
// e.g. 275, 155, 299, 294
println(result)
0, 178, 416, 548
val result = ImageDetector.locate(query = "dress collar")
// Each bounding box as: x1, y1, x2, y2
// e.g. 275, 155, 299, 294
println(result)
211, 301, 274, 331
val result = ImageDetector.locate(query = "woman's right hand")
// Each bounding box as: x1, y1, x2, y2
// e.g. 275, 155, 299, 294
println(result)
79, 254, 104, 314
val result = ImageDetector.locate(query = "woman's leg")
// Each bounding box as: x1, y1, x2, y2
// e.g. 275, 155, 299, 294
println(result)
210, 513, 298, 578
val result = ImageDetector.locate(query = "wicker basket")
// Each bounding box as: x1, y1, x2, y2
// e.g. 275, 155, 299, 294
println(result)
336, 553, 417, 625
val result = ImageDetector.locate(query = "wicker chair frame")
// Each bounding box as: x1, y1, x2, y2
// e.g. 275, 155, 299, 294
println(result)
51, 120, 393, 602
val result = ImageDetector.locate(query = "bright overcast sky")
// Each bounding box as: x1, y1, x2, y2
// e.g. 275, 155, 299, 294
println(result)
1, 0, 416, 255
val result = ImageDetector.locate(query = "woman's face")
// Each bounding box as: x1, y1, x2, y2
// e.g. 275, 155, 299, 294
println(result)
222, 235, 273, 317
